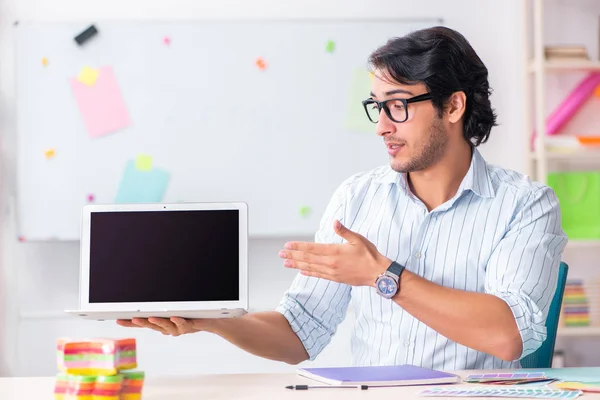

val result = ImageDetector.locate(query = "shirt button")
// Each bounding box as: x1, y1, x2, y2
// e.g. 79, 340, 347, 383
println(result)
415, 252, 422, 259
404, 341, 411, 347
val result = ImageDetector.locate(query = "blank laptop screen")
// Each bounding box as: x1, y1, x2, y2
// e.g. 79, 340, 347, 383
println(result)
88, 209, 239, 303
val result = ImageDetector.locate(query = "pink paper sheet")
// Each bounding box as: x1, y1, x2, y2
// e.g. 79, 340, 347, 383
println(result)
70, 66, 131, 138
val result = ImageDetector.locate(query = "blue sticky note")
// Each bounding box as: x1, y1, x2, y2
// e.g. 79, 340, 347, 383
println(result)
115, 160, 170, 203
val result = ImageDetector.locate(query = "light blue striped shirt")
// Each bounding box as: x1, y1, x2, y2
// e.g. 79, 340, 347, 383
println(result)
276, 149, 567, 370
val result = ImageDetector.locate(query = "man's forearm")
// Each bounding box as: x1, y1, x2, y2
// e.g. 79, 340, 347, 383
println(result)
196, 311, 309, 365
394, 271, 522, 361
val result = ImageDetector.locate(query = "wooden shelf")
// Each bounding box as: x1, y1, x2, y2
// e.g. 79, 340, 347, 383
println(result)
530, 148, 600, 161
567, 240, 600, 249
558, 326, 600, 337
529, 60, 600, 73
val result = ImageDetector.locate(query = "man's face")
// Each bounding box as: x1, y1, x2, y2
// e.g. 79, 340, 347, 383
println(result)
369, 71, 448, 173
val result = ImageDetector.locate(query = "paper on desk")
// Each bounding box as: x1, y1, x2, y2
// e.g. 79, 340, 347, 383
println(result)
345, 68, 375, 134
70, 65, 131, 138
419, 388, 582, 399
521, 368, 600, 384
115, 160, 170, 203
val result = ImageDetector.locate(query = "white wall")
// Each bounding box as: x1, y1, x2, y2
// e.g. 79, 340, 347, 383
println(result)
0, 0, 593, 378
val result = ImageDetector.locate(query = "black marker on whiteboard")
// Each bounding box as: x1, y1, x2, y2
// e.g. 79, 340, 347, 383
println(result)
74, 25, 98, 46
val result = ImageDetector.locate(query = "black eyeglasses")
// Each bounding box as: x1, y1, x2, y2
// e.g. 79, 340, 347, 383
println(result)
362, 93, 433, 123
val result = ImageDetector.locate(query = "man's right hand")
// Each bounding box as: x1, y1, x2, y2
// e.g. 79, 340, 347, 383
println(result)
116, 317, 204, 336
115, 311, 309, 365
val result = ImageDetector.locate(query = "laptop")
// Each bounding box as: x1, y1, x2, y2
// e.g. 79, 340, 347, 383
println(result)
66, 202, 248, 320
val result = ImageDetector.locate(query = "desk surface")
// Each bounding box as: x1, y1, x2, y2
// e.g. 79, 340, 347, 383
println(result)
1, 369, 599, 400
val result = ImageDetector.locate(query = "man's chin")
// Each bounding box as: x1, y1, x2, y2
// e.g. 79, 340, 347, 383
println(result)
389, 157, 411, 174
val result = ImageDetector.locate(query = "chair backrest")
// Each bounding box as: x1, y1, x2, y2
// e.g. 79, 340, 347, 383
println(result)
520, 261, 569, 368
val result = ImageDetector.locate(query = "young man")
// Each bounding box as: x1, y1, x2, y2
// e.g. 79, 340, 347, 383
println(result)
118, 26, 567, 370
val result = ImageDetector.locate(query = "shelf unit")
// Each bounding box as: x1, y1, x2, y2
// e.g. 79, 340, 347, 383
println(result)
526, 0, 600, 340
526, 0, 600, 185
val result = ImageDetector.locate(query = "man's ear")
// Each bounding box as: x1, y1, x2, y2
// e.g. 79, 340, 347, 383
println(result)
446, 91, 467, 124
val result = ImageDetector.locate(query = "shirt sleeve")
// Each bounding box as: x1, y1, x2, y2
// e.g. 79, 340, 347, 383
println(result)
275, 182, 353, 361
485, 186, 568, 359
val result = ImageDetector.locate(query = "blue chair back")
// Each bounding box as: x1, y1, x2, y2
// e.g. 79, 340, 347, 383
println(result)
520, 261, 569, 368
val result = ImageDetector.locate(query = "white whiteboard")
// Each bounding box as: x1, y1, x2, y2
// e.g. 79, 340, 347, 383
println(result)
15, 19, 441, 240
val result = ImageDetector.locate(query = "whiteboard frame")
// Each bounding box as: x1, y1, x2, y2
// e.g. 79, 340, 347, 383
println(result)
77, 202, 249, 312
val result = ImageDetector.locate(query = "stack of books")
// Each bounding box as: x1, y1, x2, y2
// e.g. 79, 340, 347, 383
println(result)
545, 45, 590, 61
562, 280, 590, 327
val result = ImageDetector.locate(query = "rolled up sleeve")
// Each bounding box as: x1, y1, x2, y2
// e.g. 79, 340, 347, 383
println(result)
275, 182, 353, 361
485, 186, 568, 359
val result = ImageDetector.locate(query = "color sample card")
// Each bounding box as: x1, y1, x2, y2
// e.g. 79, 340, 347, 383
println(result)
70, 65, 131, 138
419, 388, 583, 399
345, 68, 375, 134
467, 373, 547, 380
115, 160, 170, 203
464, 373, 553, 385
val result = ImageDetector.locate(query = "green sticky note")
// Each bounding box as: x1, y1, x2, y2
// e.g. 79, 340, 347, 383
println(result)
135, 154, 153, 171
345, 69, 376, 134
299, 206, 312, 218
325, 40, 335, 53
115, 160, 170, 203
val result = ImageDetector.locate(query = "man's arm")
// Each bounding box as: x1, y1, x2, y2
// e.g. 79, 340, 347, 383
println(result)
118, 312, 308, 364
392, 187, 567, 361
281, 186, 567, 362
118, 178, 353, 364
390, 271, 522, 361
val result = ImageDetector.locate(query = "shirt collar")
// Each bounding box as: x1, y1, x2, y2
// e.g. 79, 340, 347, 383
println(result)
373, 148, 496, 199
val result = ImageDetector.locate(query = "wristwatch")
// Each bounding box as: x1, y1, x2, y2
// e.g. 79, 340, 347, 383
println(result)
375, 261, 405, 299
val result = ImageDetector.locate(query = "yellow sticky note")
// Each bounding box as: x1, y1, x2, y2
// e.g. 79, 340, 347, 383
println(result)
135, 154, 153, 171
77, 66, 100, 86
44, 148, 55, 159
42, 57, 49, 67
594, 85, 600, 98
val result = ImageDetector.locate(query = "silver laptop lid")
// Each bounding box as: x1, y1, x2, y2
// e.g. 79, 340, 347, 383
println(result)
78, 202, 248, 312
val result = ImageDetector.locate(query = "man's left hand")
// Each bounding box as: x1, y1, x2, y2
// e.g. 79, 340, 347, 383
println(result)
278, 220, 391, 287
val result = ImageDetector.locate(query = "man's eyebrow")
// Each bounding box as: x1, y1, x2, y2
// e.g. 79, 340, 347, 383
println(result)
384, 88, 414, 96
369, 88, 415, 98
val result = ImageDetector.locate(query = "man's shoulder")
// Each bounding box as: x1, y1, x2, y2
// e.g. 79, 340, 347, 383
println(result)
486, 162, 553, 201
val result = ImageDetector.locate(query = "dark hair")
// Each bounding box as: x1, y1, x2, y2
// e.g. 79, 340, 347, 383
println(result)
368, 26, 497, 147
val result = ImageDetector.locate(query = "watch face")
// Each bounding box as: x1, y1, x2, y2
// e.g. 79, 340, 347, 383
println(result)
376, 276, 398, 298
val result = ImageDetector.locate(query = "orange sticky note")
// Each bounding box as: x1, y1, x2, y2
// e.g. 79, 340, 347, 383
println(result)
594, 85, 600, 98
255, 57, 267, 71
44, 148, 56, 159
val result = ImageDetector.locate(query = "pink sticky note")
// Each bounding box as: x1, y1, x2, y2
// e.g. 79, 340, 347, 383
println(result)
70, 66, 131, 138
164, 36, 171, 45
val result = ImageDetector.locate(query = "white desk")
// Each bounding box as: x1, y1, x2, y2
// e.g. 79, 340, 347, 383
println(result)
1, 369, 599, 399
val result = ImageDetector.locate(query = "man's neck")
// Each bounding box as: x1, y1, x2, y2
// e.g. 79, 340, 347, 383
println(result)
407, 141, 473, 212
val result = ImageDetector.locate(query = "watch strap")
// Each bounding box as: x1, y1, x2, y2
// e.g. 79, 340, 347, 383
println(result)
386, 261, 405, 280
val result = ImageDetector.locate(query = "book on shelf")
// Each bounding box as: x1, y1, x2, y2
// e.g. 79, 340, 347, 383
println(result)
544, 45, 590, 61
